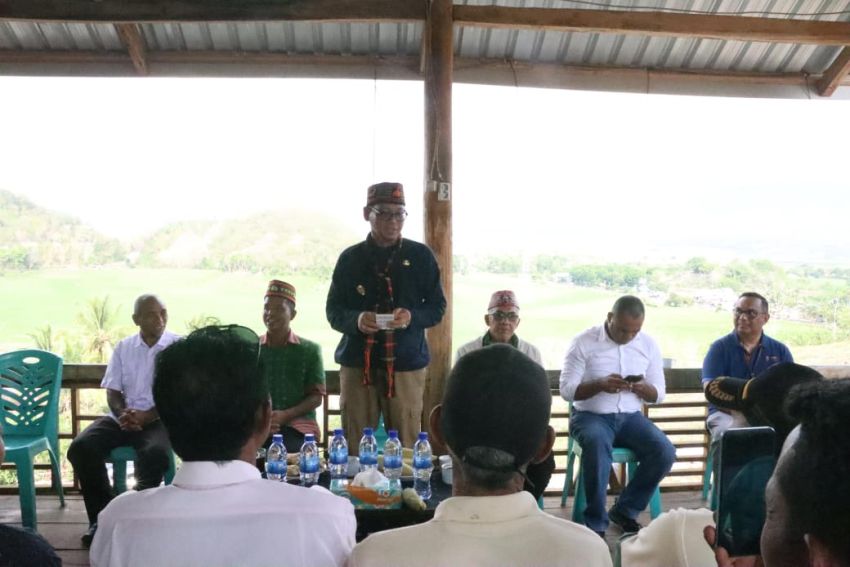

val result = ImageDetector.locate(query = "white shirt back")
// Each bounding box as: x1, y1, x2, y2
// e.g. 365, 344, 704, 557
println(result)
91, 461, 356, 567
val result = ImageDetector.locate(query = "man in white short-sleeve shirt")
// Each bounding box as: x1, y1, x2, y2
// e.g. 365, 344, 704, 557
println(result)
560, 295, 675, 538
349, 344, 611, 567
91, 325, 356, 567
68, 294, 179, 548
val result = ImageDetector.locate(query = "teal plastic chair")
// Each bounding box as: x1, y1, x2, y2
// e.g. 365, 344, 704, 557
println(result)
0, 350, 66, 530
108, 446, 177, 494
701, 445, 718, 510
560, 404, 663, 523
374, 413, 388, 453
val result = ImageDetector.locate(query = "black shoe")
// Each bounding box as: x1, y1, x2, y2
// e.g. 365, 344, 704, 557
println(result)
608, 506, 642, 533
81, 523, 97, 548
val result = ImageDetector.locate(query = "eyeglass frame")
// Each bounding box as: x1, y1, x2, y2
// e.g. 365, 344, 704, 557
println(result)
733, 308, 764, 320
369, 207, 408, 222
489, 311, 519, 322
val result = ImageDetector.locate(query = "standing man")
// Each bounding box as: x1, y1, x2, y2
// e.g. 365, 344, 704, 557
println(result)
260, 279, 325, 453
455, 290, 553, 500
67, 294, 179, 547
702, 292, 793, 442
560, 295, 675, 537
327, 182, 446, 449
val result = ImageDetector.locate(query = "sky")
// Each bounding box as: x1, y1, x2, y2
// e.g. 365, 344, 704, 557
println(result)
1, 75, 850, 264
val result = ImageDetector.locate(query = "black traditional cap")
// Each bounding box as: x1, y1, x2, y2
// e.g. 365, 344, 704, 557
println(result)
441, 344, 551, 470
366, 182, 405, 207
705, 362, 823, 440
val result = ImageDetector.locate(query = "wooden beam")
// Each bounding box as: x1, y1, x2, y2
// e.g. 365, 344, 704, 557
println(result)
0, 0, 424, 23
453, 6, 850, 46
816, 47, 850, 96
115, 23, 147, 75
422, 0, 453, 438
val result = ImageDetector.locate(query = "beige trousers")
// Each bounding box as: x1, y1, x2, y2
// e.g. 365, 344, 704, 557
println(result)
339, 365, 427, 450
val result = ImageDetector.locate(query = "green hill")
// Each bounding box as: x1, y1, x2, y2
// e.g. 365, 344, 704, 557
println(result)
134, 211, 361, 277
0, 189, 125, 269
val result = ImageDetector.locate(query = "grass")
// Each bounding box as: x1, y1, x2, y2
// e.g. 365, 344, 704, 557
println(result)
0, 268, 841, 369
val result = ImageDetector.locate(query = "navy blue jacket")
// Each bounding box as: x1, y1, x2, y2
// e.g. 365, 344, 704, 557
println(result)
326, 236, 446, 371
702, 331, 793, 414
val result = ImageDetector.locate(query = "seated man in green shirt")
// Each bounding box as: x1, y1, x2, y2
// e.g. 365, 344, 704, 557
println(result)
261, 280, 326, 452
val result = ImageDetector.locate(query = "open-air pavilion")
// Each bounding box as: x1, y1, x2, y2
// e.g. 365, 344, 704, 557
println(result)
2, 1, 850, 564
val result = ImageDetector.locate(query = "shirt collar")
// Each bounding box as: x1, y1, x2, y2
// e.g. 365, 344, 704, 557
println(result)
481, 332, 519, 349
132, 330, 172, 349
260, 329, 300, 346
433, 492, 538, 523
172, 460, 261, 489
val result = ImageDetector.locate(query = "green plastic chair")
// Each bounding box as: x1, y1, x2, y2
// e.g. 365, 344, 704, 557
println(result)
107, 445, 177, 494
0, 350, 66, 530
560, 404, 662, 522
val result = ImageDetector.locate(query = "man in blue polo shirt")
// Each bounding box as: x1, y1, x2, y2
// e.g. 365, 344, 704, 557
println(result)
702, 291, 793, 442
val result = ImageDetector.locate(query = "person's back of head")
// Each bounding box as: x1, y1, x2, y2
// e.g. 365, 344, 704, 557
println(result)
154, 325, 269, 461
777, 378, 850, 566
440, 343, 552, 491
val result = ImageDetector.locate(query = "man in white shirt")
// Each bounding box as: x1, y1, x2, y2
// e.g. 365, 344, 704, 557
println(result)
454, 289, 553, 500
68, 294, 179, 547
91, 324, 356, 567
349, 344, 612, 567
560, 295, 675, 538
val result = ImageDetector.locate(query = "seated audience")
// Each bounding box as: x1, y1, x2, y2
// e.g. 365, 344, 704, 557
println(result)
454, 289, 553, 501
0, 429, 62, 567
349, 344, 612, 567
706, 377, 850, 567
620, 362, 823, 567
91, 325, 355, 567
260, 280, 326, 453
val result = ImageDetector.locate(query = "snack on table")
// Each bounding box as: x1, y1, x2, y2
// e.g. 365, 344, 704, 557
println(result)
402, 487, 426, 511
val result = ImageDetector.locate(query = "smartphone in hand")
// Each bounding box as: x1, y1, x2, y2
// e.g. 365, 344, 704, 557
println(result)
715, 426, 777, 556
624, 374, 644, 383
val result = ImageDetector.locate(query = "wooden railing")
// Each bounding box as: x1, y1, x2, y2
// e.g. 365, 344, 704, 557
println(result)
5, 364, 847, 496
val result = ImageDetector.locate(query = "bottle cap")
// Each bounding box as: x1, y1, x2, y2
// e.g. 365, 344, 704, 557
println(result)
388, 429, 399, 438
272, 434, 283, 442
334, 428, 344, 436
304, 434, 315, 441
363, 427, 373, 436
418, 431, 428, 440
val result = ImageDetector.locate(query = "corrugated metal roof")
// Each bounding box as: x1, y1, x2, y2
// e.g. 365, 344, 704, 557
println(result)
1, 0, 849, 96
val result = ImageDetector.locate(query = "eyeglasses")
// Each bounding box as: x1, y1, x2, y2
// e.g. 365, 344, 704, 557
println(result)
490, 311, 519, 322
189, 324, 261, 363
370, 207, 408, 222
733, 308, 763, 320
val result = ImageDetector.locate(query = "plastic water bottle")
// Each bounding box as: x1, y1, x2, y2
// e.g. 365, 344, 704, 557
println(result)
383, 429, 403, 480
299, 434, 320, 487
265, 434, 287, 481
329, 429, 348, 480
359, 427, 378, 472
413, 431, 433, 500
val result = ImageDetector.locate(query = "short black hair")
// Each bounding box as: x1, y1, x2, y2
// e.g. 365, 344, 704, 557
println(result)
612, 295, 645, 319
442, 344, 551, 490
778, 378, 850, 564
738, 292, 769, 313
153, 326, 268, 461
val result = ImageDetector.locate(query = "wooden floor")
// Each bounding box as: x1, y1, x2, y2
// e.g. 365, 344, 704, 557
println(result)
1, 490, 708, 566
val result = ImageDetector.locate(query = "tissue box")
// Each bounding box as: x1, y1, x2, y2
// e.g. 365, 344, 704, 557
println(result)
331, 479, 402, 510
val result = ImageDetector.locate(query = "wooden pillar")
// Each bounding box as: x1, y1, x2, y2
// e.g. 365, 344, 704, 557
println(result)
422, 0, 453, 434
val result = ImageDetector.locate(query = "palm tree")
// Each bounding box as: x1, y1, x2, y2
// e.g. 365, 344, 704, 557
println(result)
77, 295, 124, 363
28, 324, 58, 352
